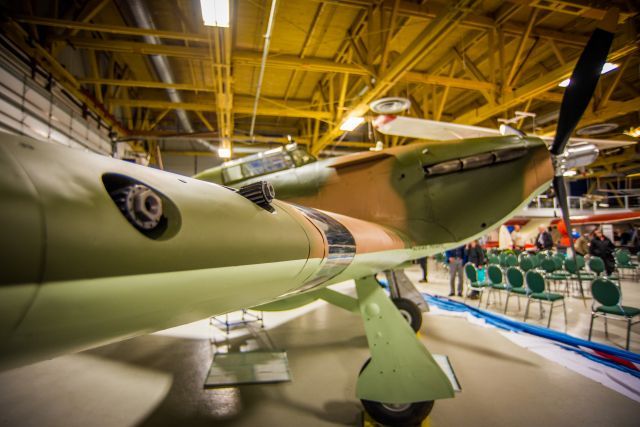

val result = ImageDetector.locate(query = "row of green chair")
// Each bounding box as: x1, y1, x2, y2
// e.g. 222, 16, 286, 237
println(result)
464, 251, 639, 348
464, 263, 566, 328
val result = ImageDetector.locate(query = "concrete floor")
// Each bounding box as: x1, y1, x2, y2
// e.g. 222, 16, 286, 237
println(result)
0, 262, 638, 427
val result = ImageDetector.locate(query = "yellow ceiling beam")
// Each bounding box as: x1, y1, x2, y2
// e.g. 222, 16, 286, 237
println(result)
506, 8, 539, 87
311, 0, 633, 37
81, 72, 497, 94
234, 50, 372, 76
534, 91, 563, 102
314, 0, 606, 49
20, 4, 622, 48
78, 78, 217, 91
86, 74, 494, 92
108, 98, 332, 120
16, 15, 210, 42
58, 37, 372, 75
403, 72, 496, 91
453, 42, 638, 126
195, 111, 215, 132
506, 0, 635, 22
312, 0, 482, 155
129, 132, 373, 149
58, 37, 210, 59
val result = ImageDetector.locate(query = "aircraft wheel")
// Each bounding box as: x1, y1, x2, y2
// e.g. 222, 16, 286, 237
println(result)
359, 358, 434, 427
392, 297, 422, 332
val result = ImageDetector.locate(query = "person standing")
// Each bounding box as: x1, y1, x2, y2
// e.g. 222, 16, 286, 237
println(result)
417, 257, 428, 283
575, 233, 590, 256
511, 224, 525, 250
630, 227, 640, 255
445, 245, 466, 297
466, 240, 485, 299
498, 225, 513, 250
535, 225, 553, 251
590, 228, 616, 276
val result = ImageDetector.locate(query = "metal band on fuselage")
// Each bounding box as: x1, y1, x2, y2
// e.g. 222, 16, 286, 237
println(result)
294, 205, 356, 292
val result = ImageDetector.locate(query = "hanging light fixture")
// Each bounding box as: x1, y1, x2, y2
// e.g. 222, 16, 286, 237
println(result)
200, 0, 230, 27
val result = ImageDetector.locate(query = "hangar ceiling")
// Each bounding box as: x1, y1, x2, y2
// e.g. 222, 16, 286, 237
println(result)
0, 0, 638, 170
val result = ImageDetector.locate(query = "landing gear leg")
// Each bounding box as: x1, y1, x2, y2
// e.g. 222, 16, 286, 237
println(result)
392, 297, 422, 332
355, 275, 454, 426
384, 269, 429, 332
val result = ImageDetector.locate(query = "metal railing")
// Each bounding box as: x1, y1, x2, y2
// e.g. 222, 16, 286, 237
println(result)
526, 194, 640, 212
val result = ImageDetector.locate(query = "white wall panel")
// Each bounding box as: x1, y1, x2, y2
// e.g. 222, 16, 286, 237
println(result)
0, 46, 112, 155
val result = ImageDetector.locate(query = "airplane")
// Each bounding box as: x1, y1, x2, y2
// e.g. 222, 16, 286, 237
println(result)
0, 9, 618, 427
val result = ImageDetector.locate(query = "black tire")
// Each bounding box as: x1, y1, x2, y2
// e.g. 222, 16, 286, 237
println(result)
392, 297, 422, 332
359, 358, 434, 426
362, 399, 434, 427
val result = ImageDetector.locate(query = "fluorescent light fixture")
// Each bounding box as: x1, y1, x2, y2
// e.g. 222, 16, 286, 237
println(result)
558, 63, 619, 88
218, 147, 231, 158
563, 170, 577, 177
340, 116, 365, 131
625, 126, 640, 138
200, 0, 230, 27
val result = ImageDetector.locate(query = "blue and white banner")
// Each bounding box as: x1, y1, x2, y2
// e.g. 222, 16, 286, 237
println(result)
424, 294, 640, 402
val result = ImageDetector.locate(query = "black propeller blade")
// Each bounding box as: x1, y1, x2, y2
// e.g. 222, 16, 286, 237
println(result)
550, 9, 618, 303
553, 175, 585, 302
550, 9, 618, 156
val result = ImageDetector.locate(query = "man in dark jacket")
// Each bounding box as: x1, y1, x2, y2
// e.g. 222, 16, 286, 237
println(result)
590, 229, 616, 276
466, 240, 485, 299
467, 240, 485, 266
445, 246, 466, 297
535, 225, 553, 251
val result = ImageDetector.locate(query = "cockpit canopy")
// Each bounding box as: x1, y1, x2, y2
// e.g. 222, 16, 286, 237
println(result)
221, 143, 316, 184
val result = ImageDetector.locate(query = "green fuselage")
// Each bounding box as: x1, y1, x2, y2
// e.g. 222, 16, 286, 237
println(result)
0, 132, 553, 370
196, 135, 554, 247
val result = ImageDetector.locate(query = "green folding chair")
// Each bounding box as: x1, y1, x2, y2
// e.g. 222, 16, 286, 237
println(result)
540, 257, 564, 293
565, 257, 596, 295
486, 264, 507, 308
519, 256, 534, 272
588, 256, 619, 281
589, 278, 640, 350
616, 250, 638, 280
506, 254, 518, 267
524, 270, 567, 328
488, 255, 500, 265
463, 263, 489, 307
504, 266, 528, 313
529, 253, 541, 268
499, 252, 508, 268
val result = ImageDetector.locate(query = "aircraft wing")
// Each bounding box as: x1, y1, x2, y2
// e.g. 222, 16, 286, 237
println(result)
374, 115, 637, 149
373, 115, 500, 140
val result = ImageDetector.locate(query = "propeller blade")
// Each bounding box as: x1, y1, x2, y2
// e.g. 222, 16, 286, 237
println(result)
550, 8, 618, 156
553, 175, 586, 305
